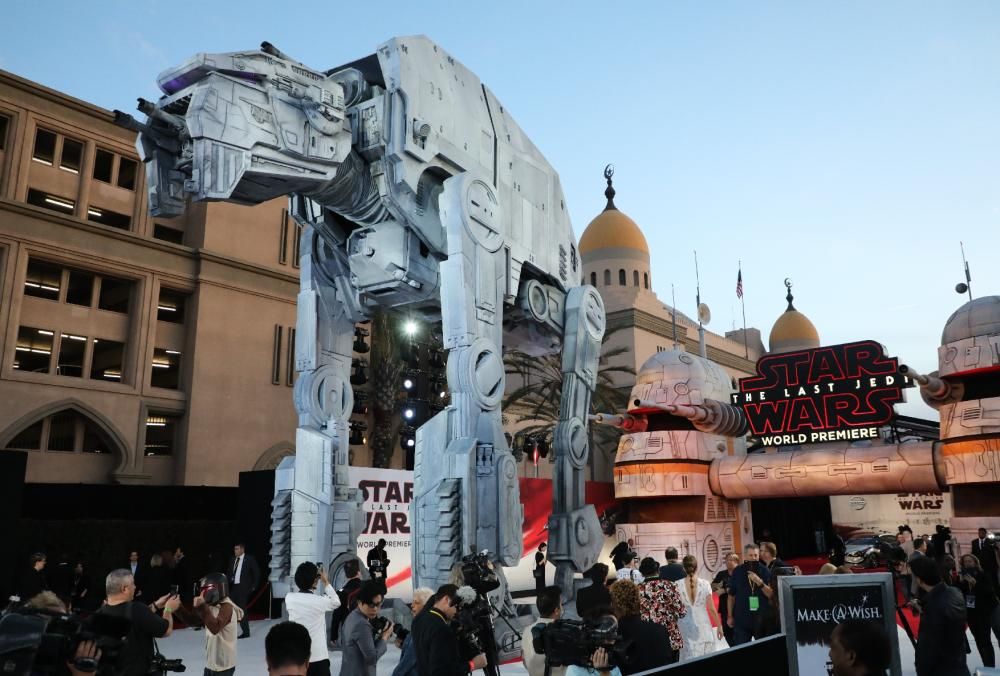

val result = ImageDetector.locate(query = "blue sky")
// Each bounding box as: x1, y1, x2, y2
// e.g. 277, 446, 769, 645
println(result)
3, 1, 999, 419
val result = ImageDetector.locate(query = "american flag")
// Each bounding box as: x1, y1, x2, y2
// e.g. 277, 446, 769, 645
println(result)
736, 268, 743, 299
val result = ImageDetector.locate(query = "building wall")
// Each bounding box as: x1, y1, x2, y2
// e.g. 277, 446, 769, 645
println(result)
0, 70, 299, 487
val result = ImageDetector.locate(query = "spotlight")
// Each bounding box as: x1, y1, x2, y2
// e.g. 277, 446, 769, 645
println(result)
537, 437, 550, 459
403, 407, 415, 420
350, 359, 368, 385
399, 425, 416, 451
404, 320, 418, 337
403, 378, 414, 390
349, 422, 368, 446
352, 391, 369, 415
353, 327, 370, 354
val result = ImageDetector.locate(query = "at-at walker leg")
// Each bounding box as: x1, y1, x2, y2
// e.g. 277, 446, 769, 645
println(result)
411, 173, 523, 660
270, 222, 365, 592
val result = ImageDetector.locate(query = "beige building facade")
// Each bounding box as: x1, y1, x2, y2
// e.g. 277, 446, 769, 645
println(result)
0, 71, 306, 487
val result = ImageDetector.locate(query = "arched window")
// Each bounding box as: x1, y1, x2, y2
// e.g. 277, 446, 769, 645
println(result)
590, 272, 597, 286
643, 272, 649, 289
633, 270, 640, 287
603, 269, 611, 286
618, 269, 626, 286
4, 408, 119, 454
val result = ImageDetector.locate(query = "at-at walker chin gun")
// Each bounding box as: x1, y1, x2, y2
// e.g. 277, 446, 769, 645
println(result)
591, 399, 749, 437
899, 365, 964, 407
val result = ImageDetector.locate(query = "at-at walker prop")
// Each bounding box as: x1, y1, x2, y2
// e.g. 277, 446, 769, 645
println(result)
117, 36, 605, 653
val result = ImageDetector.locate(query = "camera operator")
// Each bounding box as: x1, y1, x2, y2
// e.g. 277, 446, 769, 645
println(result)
98, 568, 180, 676
522, 585, 565, 676
285, 562, 339, 676
412, 584, 487, 676
563, 614, 623, 676
193, 573, 243, 676
391, 587, 432, 676
340, 580, 393, 676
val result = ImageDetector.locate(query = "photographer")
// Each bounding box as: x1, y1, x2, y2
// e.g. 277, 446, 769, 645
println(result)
561, 615, 623, 676
412, 584, 487, 676
367, 540, 390, 585
726, 544, 772, 646
340, 580, 392, 676
522, 585, 565, 676
194, 573, 243, 676
98, 568, 180, 676
285, 562, 339, 676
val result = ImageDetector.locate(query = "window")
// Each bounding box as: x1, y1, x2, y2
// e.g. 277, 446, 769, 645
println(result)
32, 128, 57, 165
90, 339, 125, 382
14, 326, 54, 373
87, 206, 131, 230
590, 272, 597, 286
60, 139, 83, 173
66, 270, 94, 306
26, 189, 75, 215
93, 149, 114, 183
644, 272, 649, 289
7, 420, 42, 450
286, 327, 296, 386
618, 269, 626, 286
272, 325, 283, 385
157, 289, 186, 323
117, 158, 137, 190
633, 270, 640, 287
279, 209, 289, 264
145, 413, 180, 456
97, 275, 132, 313
151, 348, 181, 389
56, 333, 87, 377
3, 410, 117, 455
24, 259, 62, 300
0, 114, 9, 151
153, 224, 184, 244
603, 269, 611, 286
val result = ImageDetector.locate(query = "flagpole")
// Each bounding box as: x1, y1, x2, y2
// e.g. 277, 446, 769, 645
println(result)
739, 260, 748, 359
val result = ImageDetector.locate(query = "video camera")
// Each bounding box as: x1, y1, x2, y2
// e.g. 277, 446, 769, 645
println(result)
149, 653, 186, 674
452, 586, 490, 659
460, 551, 499, 595
0, 607, 130, 676
533, 617, 630, 668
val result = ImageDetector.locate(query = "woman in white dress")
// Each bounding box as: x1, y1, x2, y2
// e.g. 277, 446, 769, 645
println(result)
674, 555, 723, 661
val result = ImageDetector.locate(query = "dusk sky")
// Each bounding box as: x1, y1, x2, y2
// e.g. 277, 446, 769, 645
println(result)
4, 1, 998, 419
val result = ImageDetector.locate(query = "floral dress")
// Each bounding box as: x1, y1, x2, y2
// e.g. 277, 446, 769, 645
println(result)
674, 576, 720, 660
638, 578, 687, 652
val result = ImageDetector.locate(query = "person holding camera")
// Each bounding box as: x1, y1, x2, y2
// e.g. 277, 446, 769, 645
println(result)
522, 585, 566, 676
340, 580, 393, 676
563, 614, 623, 676
391, 586, 433, 676
367, 539, 390, 582
412, 584, 488, 676
193, 573, 243, 676
98, 568, 180, 676
726, 544, 772, 646
282, 562, 340, 676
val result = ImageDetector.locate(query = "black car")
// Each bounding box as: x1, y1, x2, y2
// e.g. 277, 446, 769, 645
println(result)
843, 533, 900, 568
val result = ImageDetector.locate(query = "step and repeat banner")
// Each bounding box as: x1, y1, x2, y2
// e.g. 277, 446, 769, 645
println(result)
830, 491, 952, 538
348, 467, 617, 599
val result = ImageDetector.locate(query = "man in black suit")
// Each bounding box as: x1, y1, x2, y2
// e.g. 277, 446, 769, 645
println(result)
127, 550, 144, 599
972, 528, 998, 584
227, 542, 260, 639
412, 584, 487, 676
910, 556, 970, 676
659, 547, 685, 582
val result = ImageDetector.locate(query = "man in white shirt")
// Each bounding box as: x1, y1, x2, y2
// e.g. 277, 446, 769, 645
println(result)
522, 585, 566, 676
284, 562, 340, 676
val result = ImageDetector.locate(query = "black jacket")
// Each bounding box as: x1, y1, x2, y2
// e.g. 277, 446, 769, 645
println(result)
575, 579, 612, 620
915, 582, 971, 676
412, 608, 468, 676
972, 539, 998, 574
658, 562, 686, 583
18, 568, 46, 601
617, 614, 674, 675
226, 554, 260, 591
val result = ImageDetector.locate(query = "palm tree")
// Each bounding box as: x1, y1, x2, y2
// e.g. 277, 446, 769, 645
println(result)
503, 329, 635, 466
368, 311, 404, 468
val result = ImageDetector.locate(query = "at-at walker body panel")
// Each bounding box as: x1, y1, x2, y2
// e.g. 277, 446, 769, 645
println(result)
119, 36, 605, 635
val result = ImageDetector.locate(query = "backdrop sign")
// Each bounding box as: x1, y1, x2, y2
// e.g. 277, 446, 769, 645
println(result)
732, 340, 913, 446
831, 492, 953, 537
779, 573, 902, 676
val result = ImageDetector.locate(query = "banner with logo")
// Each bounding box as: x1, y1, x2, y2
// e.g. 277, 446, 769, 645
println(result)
347, 468, 617, 600
830, 492, 952, 538
778, 573, 902, 676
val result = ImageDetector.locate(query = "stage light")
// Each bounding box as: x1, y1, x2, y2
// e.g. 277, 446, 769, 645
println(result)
399, 425, 416, 451
538, 437, 550, 459
353, 327, 370, 354
403, 407, 415, 420
350, 359, 368, 385
403, 378, 414, 390
349, 422, 368, 446
404, 320, 418, 337
352, 391, 369, 415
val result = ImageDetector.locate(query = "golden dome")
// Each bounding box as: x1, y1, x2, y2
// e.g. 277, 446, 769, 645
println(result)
579, 208, 649, 256
768, 283, 820, 353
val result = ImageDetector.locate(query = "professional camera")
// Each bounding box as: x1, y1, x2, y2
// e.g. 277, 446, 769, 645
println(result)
392, 623, 409, 643
149, 653, 186, 674
452, 586, 490, 659
535, 617, 630, 668
0, 607, 129, 676
370, 615, 390, 640
460, 551, 499, 595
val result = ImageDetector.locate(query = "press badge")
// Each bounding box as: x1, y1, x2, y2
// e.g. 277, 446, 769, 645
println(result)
749, 596, 760, 612
967, 595, 976, 609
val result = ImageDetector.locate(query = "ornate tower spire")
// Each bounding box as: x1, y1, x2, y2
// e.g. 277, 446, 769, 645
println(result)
603, 163, 617, 211
784, 278, 796, 311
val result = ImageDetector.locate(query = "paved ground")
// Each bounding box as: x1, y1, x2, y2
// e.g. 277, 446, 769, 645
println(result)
162, 617, 997, 675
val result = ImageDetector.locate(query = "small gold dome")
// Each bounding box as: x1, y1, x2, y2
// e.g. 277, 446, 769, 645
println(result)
579, 208, 649, 256
768, 282, 820, 353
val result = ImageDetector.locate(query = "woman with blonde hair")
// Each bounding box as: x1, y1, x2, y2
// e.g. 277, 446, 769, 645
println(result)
674, 556, 722, 660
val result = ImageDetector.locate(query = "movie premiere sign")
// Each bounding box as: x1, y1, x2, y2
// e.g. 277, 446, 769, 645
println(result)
731, 340, 913, 446
831, 491, 953, 536
778, 573, 902, 676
